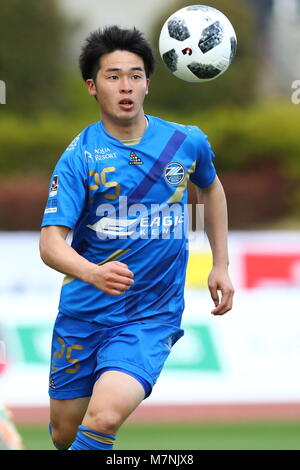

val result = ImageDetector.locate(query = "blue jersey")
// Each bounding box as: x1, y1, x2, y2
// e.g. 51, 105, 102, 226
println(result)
42, 115, 216, 326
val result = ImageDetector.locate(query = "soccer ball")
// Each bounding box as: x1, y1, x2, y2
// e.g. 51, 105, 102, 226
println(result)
159, 5, 237, 83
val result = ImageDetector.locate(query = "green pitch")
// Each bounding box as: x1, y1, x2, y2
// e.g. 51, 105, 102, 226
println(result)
18, 421, 300, 450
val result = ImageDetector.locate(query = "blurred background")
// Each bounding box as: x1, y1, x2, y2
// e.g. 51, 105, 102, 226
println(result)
0, 0, 300, 450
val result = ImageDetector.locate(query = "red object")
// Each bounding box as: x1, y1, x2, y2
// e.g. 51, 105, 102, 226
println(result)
10, 403, 300, 424
244, 253, 300, 288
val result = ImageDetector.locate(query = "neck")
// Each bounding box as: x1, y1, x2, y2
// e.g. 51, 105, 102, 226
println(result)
101, 111, 147, 141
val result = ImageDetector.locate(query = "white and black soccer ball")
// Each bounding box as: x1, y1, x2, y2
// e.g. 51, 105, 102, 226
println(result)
159, 5, 237, 83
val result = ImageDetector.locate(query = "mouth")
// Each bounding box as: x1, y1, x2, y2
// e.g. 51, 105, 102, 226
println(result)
119, 99, 134, 111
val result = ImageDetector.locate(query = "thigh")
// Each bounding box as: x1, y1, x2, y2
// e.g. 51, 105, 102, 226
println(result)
96, 321, 184, 394
82, 370, 145, 432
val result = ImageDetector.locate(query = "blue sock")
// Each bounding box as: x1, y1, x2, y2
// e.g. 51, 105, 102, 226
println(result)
69, 425, 116, 450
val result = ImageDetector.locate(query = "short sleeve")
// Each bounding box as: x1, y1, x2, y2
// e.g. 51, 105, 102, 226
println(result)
41, 138, 88, 229
189, 130, 216, 188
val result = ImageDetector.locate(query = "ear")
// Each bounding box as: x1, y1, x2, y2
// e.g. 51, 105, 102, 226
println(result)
86, 79, 97, 97
145, 78, 150, 95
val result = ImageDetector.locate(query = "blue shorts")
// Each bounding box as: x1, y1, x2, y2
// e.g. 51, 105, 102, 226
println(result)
49, 312, 184, 400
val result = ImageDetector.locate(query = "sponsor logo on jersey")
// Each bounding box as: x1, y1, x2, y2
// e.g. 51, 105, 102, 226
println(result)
49, 175, 58, 197
84, 150, 93, 162
164, 162, 185, 185
95, 147, 111, 155
129, 151, 143, 165
44, 198, 57, 214
87, 217, 139, 237
87, 197, 187, 239
44, 207, 57, 214
88, 214, 185, 238
94, 148, 117, 161
66, 134, 80, 152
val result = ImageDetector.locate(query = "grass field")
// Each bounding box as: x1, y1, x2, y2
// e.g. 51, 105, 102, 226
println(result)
18, 421, 300, 450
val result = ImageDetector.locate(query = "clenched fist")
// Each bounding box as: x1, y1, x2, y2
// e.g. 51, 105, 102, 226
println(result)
89, 261, 134, 296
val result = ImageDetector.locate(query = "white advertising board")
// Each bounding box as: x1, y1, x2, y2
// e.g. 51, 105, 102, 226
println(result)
0, 232, 300, 407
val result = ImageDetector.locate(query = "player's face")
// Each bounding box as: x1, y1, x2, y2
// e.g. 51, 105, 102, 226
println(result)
86, 50, 149, 127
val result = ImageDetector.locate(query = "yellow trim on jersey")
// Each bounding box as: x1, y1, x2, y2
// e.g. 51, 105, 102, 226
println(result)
121, 137, 141, 146
62, 249, 131, 286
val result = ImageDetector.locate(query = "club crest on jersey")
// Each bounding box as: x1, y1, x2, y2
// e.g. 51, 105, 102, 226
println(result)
129, 151, 143, 165
49, 175, 58, 197
164, 162, 185, 185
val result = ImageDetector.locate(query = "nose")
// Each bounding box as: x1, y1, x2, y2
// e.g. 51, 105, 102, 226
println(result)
119, 76, 132, 93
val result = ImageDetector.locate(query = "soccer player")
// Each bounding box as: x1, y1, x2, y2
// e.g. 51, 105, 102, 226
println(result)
39, 26, 234, 450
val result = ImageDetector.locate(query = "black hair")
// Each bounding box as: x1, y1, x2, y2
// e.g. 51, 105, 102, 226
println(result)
79, 25, 155, 81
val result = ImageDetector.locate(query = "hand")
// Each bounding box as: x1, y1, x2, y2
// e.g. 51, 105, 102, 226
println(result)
89, 261, 134, 296
208, 267, 234, 315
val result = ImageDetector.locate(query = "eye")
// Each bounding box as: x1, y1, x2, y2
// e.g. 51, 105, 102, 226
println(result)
132, 74, 142, 79
108, 75, 118, 80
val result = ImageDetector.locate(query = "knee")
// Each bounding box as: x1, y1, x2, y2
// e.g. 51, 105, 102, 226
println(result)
84, 410, 121, 435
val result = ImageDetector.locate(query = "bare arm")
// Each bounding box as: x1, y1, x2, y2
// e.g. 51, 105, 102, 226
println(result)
196, 176, 234, 315
39, 225, 134, 296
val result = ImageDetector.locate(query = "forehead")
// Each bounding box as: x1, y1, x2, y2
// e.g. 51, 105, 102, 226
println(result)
99, 50, 145, 72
